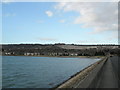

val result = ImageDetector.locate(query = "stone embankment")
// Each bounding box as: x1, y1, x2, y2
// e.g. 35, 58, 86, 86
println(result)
55, 57, 108, 89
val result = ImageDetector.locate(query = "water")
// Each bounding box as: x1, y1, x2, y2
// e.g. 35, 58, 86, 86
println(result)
2, 56, 101, 88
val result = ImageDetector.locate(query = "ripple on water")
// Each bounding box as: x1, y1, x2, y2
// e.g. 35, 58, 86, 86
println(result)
2, 56, 101, 88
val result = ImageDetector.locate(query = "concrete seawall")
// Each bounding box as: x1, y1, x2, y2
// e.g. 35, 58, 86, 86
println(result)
55, 57, 108, 89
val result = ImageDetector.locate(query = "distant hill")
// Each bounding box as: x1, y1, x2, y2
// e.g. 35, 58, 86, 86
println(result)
1, 44, 119, 56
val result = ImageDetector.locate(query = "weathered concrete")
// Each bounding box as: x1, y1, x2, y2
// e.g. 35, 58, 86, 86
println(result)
110, 56, 120, 87
93, 56, 119, 88
55, 57, 107, 89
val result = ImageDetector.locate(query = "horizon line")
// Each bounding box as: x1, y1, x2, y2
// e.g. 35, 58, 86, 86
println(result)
0, 43, 119, 45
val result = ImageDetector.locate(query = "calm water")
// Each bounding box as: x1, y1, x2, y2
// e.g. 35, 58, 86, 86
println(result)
2, 56, 101, 88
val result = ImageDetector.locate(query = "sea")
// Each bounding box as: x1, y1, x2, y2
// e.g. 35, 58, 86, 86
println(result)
2, 56, 101, 88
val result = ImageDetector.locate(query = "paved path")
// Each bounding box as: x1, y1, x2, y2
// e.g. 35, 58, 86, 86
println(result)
96, 56, 119, 88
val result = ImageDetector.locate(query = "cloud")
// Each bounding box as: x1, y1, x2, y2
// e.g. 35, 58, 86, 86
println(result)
55, 2, 118, 33
59, 19, 65, 23
37, 20, 44, 23
2, 0, 14, 4
37, 38, 57, 41
76, 40, 98, 43
45, 11, 53, 17
4, 13, 16, 17
106, 31, 118, 40
1, 0, 119, 3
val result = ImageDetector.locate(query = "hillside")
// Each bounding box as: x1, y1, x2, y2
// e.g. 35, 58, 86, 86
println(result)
1, 44, 119, 56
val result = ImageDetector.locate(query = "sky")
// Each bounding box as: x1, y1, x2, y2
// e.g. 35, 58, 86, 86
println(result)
2, 1, 118, 44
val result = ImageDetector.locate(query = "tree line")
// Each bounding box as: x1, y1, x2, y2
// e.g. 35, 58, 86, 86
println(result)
1, 44, 120, 56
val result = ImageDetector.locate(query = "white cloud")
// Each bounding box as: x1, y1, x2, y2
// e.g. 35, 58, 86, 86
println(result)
37, 20, 44, 23
37, 38, 57, 41
55, 2, 118, 33
59, 19, 65, 23
2, 0, 14, 4
106, 31, 118, 40
4, 13, 16, 17
1, 0, 119, 3
45, 11, 53, 17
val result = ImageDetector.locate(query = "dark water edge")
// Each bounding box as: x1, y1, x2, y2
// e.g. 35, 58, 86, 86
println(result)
1, 55, 103, 59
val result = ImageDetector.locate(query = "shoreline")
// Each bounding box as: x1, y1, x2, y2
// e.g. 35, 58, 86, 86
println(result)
2, 54, 107, 88
54, 56, 107, 89
1, 55, 104, 59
